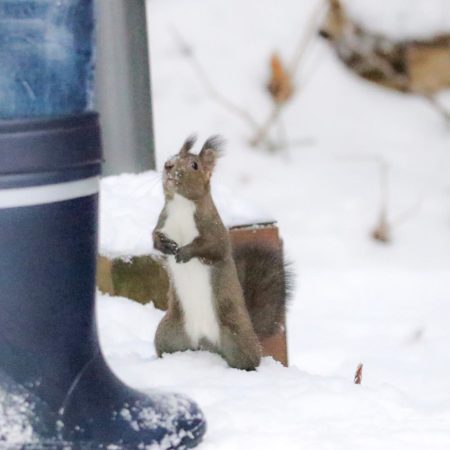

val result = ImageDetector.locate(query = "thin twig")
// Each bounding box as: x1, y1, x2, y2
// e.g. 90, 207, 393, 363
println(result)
170, 27, 260, 133
277, 116, 288, 151
372, 159, 390, 242
250, 0, 328, 147
250, 103, 283, 147
171, 1, 326, 151
337, 154, 391, 242
421, 94, 450, 125
390, 200, 423, 227
288, 0, 328, 78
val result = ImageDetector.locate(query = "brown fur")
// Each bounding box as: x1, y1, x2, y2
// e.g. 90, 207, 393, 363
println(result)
233, 243, 292, 339
153, 136, 292, 370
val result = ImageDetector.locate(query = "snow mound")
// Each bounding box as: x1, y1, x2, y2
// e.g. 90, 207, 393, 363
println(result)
99, 171, 272, 258
343, 0, 450, 41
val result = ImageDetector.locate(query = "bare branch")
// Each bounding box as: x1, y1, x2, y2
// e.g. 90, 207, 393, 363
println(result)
421, 94, 450, 125
288, 0, 329, 78
250, 0, 328, 147
170, 27, 260, 133
250, 103, 283, 147
171, 1, 326, 151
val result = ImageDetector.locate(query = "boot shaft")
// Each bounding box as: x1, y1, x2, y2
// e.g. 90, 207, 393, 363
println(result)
0, 113, 102, 411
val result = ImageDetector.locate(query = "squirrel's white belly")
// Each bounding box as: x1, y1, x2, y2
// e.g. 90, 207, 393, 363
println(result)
162, 194, 220, 347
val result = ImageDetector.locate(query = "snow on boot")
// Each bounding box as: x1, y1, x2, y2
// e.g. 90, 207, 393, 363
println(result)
0, 114, 206, 449
0, 369, 56, 447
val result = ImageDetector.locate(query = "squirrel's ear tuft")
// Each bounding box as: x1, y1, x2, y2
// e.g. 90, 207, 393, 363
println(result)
199, 135, 224, 172
179, 134, 197, 156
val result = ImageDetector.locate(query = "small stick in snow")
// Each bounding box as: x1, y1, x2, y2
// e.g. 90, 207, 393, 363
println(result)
371, 211, 390, 243
354, 363, 363, 385
371, 158, 391, 244
371, 159, 424, 243
337, 154, 423, 244
336, 154, 392, 243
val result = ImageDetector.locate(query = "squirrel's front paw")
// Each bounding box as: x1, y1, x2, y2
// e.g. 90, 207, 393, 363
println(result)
175, 246, 191, 264
155, 232, 178, 255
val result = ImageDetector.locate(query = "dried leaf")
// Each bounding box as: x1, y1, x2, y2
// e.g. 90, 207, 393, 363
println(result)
267, 53, 294, 104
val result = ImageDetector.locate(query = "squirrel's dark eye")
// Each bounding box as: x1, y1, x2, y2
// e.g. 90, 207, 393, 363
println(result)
191, 161, 198, 170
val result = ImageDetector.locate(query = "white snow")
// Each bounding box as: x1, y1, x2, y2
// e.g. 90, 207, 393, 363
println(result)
0, 387, 36, 445
96, 0, 450, 449
99, 171, 272, 258
342, 0, 450, 41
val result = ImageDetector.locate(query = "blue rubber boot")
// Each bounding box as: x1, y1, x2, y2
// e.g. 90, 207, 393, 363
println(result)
0, 114, 206, 449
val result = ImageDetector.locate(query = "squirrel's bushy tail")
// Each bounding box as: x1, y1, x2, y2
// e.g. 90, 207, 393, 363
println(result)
233, 243, 293, 339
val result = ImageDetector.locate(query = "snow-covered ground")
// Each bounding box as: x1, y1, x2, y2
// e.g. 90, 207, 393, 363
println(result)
98, 0, 450, 448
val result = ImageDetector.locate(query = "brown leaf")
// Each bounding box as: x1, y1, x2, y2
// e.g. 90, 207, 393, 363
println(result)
267, 52, 294, 104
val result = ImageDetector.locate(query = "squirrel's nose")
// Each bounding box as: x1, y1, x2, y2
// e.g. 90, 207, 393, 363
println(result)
164, 161, 174, 171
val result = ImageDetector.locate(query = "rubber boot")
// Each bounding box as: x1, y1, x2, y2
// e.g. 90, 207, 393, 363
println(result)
0, 114, 206, 449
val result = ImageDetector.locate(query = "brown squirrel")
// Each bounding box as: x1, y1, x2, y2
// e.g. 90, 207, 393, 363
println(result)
153, 136, 290, 370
